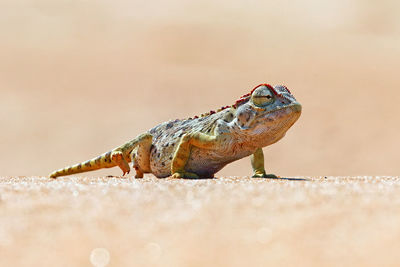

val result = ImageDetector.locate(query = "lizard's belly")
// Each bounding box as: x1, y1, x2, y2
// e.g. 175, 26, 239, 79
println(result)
185, 146, 256, 177
148, 120, 288, 178
149, 139, 258, 178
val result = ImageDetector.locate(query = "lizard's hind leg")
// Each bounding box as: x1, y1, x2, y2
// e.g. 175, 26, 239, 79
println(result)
130, 148, 143, 178
111, 133, 153, 177
130, 136, 153, 178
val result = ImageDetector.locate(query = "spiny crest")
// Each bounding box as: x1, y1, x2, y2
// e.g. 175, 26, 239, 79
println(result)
187, 83, 279, 120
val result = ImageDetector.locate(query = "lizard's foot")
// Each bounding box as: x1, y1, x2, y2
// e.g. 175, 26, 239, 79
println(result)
252, 172, 279, 178
134, 167, 144, 179
171, 171, 199, 179
111, 151, 130, 176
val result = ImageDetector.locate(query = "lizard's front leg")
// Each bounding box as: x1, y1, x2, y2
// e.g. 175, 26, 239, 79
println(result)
171, 132, 218, 179
251, 148, 278, 178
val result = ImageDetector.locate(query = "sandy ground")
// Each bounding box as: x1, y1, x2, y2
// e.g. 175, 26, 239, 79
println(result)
1, 176, 400, 267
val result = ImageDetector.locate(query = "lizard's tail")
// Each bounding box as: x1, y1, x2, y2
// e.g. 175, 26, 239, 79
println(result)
49, 133, 152, 179
49, 151, 115, 178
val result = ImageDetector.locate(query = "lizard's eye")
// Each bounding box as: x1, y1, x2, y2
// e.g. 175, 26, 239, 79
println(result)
252, 89, 274, 106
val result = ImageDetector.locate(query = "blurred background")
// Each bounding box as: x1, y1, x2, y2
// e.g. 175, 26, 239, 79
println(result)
1, 0, 399, 177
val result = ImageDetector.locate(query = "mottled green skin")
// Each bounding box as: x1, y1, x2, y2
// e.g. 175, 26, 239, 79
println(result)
50, 84, 301, 179
140, 84, 301, 178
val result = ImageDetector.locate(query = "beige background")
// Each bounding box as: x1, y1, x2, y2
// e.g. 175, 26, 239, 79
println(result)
1, 0, 400, 177
1, 2, 400, 267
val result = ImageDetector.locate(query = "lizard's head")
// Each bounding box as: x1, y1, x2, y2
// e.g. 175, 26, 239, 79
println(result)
234, 84, 301, 138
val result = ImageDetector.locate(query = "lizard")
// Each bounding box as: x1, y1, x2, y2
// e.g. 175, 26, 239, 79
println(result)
49, 83, 301, 179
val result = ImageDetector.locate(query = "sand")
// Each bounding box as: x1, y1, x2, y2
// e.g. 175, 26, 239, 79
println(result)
0, 176, 400, 267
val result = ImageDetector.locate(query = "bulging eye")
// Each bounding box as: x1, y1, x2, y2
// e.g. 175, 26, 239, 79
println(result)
252, 91, 274, 106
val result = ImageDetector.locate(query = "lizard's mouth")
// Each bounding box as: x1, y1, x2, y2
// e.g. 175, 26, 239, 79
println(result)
258, 103, 301, 118
251, 103, 302, 128
235, 103, 301, 131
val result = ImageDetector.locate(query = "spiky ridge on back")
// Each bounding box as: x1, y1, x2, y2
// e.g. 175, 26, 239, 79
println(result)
187, 83, 279, 120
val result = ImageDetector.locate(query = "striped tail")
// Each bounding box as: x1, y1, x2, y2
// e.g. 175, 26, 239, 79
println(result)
49, 151, 115, 178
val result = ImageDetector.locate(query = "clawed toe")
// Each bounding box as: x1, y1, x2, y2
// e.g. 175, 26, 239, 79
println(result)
252, 173, 279, 178
171, 172, 199, 179
134, 167, 144, 178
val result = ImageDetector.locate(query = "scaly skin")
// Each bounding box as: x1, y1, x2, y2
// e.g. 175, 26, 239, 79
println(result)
49, 83, 301, 179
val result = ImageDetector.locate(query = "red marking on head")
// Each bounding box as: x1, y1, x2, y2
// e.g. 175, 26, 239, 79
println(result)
187, 83, 283, 119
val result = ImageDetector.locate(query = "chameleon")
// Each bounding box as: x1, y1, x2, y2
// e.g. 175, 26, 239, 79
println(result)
49, 83, 301, 179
